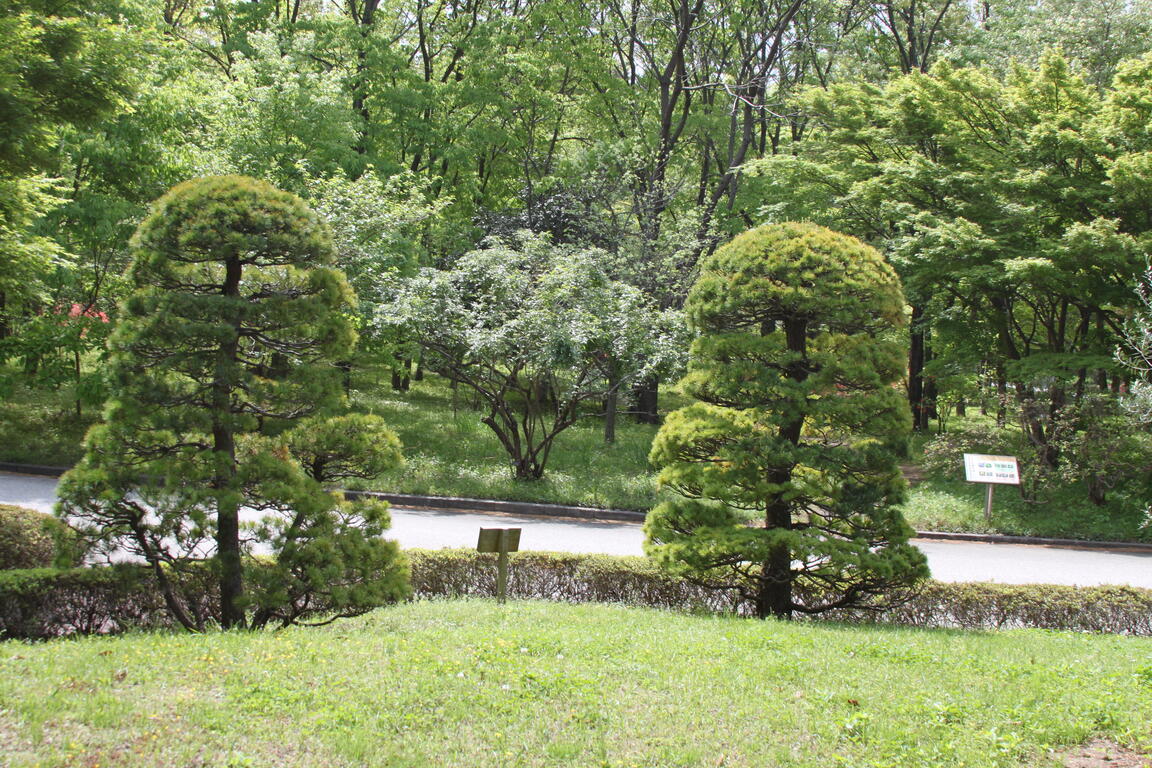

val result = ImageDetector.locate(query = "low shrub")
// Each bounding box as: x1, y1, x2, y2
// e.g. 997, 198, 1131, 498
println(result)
409, 550, 744, 613
0, 566, 169, 638
4, 551, 1150, 639
835, 581, 1152, 634
920, 426, 1030, 480
0, 504, 83, 569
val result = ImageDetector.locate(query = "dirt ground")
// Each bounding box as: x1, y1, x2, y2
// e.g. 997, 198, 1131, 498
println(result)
1059, 740, 1152, 767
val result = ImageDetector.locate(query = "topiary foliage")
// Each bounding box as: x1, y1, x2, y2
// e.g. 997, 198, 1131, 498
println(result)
644, 222, 929, 619
57, 176, 409, 631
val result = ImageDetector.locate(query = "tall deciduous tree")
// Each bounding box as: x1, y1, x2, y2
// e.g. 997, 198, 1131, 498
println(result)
753, 54, 1146, 459
58, 176, 409, 630
0, 0, 131, 337
644, 222, 928, 619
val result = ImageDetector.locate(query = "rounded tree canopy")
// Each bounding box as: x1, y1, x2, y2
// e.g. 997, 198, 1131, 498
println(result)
107, 175, 357, 434
687, 222, 905, 333
129, 175, 336, 280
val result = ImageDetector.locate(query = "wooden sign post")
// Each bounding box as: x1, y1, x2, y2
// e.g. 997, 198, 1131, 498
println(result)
962, 454, 1021, 522
476, 527, 521, 604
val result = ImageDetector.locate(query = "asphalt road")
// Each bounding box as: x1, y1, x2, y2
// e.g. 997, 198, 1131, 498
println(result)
4, 471, 1150, 588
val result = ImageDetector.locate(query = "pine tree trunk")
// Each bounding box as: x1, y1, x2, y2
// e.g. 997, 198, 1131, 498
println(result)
215, 255, 246, 630
757, 498, 795, 619
753, 317, 808, 620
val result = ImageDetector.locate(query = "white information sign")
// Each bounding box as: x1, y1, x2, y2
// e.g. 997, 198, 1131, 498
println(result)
963, 453, 1020, 485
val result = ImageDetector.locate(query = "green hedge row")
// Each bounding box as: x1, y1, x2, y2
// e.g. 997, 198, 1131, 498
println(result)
3, 550, 1150, 639
410, 550, 1152, 635
0, 564, 220, 639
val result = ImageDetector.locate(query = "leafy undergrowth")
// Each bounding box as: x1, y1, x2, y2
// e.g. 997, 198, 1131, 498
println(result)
1, 600, 1150, 767
0, 376, 94, 466
350, 374, 671, 511
901, 481, 1152, 543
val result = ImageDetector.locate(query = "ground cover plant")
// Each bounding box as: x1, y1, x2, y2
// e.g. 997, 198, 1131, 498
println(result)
1, 600, 1150, 767
0, 377, 94, 466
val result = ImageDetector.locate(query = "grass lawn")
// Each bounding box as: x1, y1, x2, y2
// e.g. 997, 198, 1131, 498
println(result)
1, 600, 1150, 767
349, 373, 670, 512
3, 362, 1150, 541
900, 480, 1152, 543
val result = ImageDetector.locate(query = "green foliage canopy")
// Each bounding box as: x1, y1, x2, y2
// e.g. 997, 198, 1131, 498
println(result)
753, 52, 1151, 470
383, 231, 679, 479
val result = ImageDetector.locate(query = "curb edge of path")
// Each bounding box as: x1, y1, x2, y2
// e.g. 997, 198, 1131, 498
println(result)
5, 462, 1152, 552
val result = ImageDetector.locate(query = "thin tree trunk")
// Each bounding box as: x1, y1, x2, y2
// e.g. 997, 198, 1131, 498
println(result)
604, 385, 619, 444
996, 364, 1008, 427
74, 349, 83, 419
922, 342, 938, 424
908, 305, 927, 430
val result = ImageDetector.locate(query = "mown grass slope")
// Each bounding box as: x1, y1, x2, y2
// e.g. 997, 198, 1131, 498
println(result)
2, 600, 1150, 767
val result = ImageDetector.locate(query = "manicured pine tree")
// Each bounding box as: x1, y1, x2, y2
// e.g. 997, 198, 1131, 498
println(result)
59, 176, 409, 630
644, 222, 929, 619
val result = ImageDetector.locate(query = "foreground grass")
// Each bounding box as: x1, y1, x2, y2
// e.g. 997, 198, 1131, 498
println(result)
1, 600, 1150, 767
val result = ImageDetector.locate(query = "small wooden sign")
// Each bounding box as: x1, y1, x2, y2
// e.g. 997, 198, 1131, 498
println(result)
477, 528, 521, 604
477, 528, 521, 553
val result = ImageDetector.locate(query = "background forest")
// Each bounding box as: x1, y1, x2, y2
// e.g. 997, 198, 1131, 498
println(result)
5, 0, 1152, 541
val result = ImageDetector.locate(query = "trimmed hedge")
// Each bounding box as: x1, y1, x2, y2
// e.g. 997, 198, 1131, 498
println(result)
2, 550, 1150, 639
0, 566, 170, 638
410, 550, 1152, 635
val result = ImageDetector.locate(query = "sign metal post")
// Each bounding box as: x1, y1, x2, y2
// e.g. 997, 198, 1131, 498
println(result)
477, 527, 521, 604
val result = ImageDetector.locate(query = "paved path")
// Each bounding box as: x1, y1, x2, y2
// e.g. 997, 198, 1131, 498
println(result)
4, 472, 1150, 588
